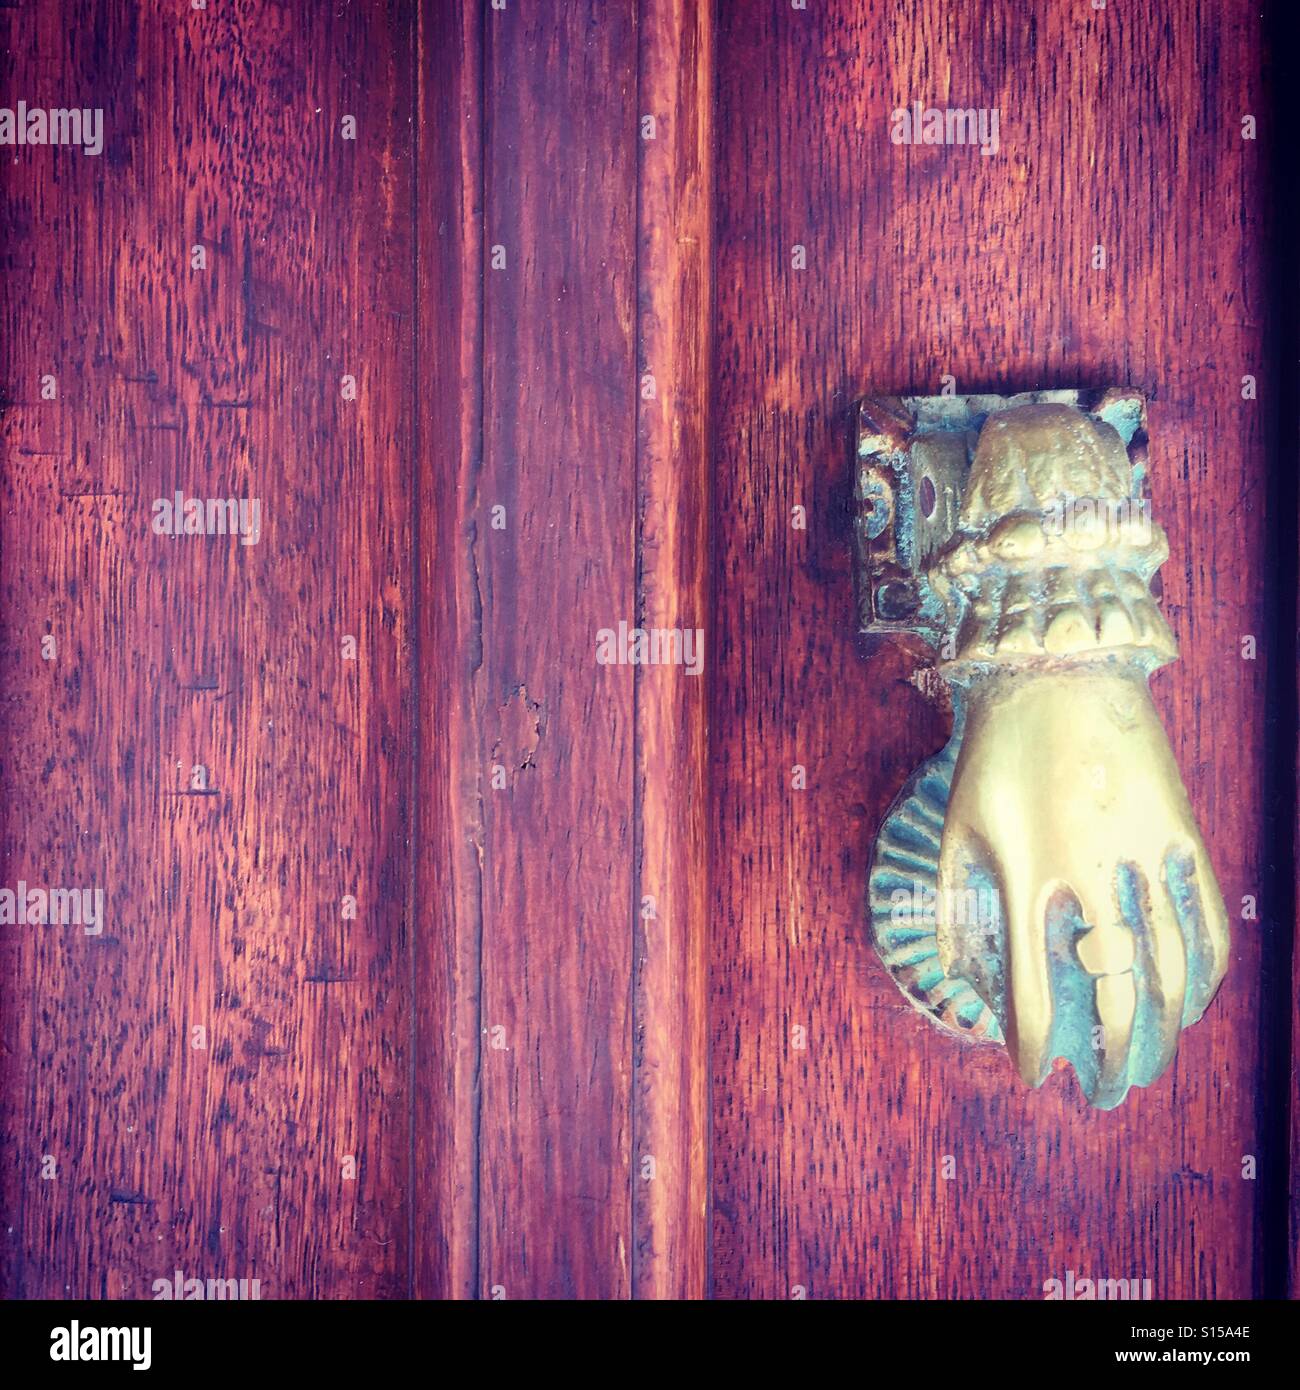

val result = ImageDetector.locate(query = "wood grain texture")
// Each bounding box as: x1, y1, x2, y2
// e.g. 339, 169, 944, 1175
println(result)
632, 0, 712, 1300
1, 0, 415, 1297
422, 2, 711, 1301
2, 0, 1290, 1303
708, 0, 1282, 1299
473, 0, 638, 1299
421, 0, 712, 1300
416, 0, 482, 1302
1272, 0, 1300, 1303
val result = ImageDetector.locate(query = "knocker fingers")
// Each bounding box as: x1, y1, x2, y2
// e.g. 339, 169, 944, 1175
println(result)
1057, 843, 1217, 1106
1169, 844, 1231, 1027
1108, 858, 1188, 1097
1000, 851, 1201, 1108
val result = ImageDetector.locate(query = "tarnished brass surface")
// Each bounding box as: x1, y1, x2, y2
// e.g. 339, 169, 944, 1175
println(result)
867, 398, 1228, 1109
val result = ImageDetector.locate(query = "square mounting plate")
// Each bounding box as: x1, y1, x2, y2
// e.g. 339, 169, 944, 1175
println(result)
855, 387, 1149, 646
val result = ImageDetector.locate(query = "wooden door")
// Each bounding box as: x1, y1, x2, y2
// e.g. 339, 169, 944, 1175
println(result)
705, 0, 1291, 1302
2, 0, 1293, 1301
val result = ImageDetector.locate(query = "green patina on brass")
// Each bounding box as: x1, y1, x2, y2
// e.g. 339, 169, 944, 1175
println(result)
861, 391, 1229, 1109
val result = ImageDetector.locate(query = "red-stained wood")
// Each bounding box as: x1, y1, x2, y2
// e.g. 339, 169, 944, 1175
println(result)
708, 0, 1280, 1299
0, 0, 415, 1297
632, 0, 712, 1301
415, 0, 483, 1302
1275, 1, 1300, 1302
3, 0, 1291, 1304
473, 0, 638, 1299
422, 0, 713, 1300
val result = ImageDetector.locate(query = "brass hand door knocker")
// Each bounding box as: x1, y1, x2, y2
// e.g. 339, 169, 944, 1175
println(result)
859, 392, 1229, 1109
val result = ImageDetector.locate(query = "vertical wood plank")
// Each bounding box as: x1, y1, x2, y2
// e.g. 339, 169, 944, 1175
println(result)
1266, 0, 1300, 1302
709, 0, 1276, 1299
632, 0, 713, 1300
476, 0, 638, 1299
2, 0, 1287, 1306
0, 0, 414, 1299
414, 0, 484, 1302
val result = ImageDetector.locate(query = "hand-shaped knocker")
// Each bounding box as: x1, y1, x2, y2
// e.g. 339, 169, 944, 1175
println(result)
868, 400, 1229, 1108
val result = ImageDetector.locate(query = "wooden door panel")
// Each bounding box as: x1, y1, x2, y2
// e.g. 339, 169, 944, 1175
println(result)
708, 0, 1281, 1299
475, 0, 640, 1300
1, 0, 1290, 1301
1, 0, 416, 1298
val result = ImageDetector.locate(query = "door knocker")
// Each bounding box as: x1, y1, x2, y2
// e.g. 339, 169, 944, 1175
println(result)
859, 391, 1229, 1109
